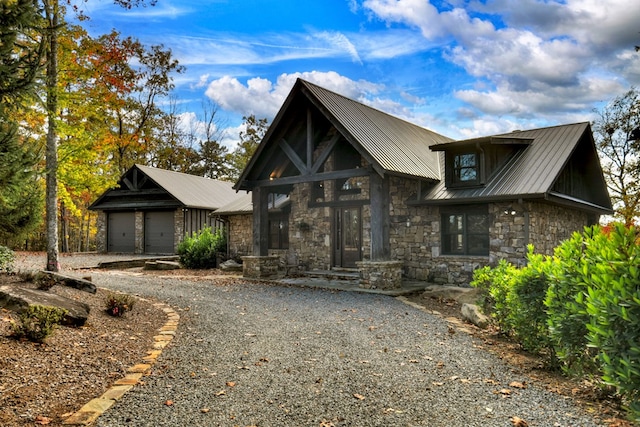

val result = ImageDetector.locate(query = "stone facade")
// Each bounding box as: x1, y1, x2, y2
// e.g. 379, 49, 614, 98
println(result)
357, 260, 403, 289
227, 213, 253, 258
242, 255, 280, 279
95, 211, 107, 253
230, 175, 596, 287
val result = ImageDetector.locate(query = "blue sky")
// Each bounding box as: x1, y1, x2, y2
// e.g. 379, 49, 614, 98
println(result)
76, 0, 640, 146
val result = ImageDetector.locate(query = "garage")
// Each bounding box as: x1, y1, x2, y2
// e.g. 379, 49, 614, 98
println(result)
144, 211, 175, 254
107, 212, 135, 253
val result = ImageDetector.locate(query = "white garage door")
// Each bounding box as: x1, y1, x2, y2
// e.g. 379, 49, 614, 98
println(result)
108, 212, 135, 253
145, 211, 175, 254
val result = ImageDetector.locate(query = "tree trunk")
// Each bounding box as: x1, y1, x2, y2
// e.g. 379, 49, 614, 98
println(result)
44, 0, 59, 271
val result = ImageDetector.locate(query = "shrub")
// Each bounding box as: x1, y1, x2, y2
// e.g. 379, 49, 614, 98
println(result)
507, 247, 553, 356
12, 305, 67, 342
177, 226, 226, 269
105, 293, 136, 317
470, 259, 517, 333
0, 246, 15, 273
545, 227, 602, 377
582, 224, 640, 421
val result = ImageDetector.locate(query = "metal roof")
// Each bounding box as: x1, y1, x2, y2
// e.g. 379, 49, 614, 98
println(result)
235, 79, 452, 189
133, 165, 243, 210
421, 122, 611, 212
300, 80, 452, 180
213, 192, 253, 215
214, 193, 290, 215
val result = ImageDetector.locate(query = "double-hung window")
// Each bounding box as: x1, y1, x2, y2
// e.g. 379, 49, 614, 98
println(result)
441, 206, 489, 256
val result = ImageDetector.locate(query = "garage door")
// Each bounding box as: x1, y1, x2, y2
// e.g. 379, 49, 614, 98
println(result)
108, 212, 135, 253
145, 211, 175, 254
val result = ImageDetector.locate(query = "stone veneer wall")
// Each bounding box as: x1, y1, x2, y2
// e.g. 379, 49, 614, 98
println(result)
388, 176, 595, 285
95, 211, 107, 253
174, 209, 184, 252
226, 213, 253, 258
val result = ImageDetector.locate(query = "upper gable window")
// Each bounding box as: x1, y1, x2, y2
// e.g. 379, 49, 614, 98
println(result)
453, 153, 478, 183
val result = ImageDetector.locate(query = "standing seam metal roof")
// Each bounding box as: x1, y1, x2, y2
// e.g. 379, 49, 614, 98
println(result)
423, 122, 592, 201
135, 165, 244, 210
300, 80, 451, 181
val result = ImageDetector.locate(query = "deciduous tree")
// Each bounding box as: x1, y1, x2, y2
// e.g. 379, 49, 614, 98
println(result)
592, 88, 640, 225
228, 115, 269, 181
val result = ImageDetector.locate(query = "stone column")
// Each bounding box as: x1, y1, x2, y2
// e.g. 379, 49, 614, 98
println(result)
357, 260, 403, 290
242, 255, 280, 279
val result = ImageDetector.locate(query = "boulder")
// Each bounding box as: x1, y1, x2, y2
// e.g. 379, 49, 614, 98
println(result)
220, 259, 243, 272
422, 285, 481, 305
0, 285, 90, 326
461, 303, 490, 329
38, 271, 96, 294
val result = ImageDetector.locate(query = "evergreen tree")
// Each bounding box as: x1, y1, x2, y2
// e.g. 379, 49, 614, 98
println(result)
0, 0, 45, 241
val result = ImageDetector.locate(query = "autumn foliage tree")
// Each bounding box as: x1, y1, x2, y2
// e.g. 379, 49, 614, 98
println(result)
592, 88, 640, 225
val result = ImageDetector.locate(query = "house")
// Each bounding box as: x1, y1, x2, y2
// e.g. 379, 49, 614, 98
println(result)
89, 164, 245, 254
232, 79, 612, 288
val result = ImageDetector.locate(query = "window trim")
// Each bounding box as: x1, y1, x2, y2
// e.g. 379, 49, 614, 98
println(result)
441, 206, 489, 256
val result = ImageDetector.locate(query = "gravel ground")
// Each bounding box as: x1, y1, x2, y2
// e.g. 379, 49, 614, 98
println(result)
16, 253, 605, 427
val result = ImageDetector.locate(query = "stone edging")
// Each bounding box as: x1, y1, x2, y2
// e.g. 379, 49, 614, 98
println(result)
62, 301, 180, 426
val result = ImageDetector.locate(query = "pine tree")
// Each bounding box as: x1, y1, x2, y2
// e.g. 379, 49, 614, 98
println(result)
0, 0, 45, 241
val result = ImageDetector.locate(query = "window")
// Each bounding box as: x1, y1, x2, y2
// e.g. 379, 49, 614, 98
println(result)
268, 217, 289, 249
441, 207, 489, 256
452, 152, 479, 185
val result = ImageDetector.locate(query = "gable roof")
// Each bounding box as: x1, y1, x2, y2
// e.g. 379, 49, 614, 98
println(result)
235, 79, 452, 190
421, 122, 613, 213
90, 165, 243, 211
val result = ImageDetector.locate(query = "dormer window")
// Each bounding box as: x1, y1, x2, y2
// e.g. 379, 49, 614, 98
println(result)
453, 152, 478, 184
446, 150, 482, 187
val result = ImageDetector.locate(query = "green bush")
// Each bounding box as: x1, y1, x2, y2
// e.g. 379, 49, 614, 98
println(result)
582, 224, 640, 421
507, 247, 554, 356
471, 247, 553, 356
470, 259, 517, 333
105, 293, 136, 317
12, 305, 67, 342
0, 246, 15, 273
545, 227, 602, 377
177, 226, 226, 269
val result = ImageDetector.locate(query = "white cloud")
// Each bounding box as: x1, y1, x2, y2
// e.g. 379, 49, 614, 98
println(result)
205, 71, 385, 119
359, 0, 640, 128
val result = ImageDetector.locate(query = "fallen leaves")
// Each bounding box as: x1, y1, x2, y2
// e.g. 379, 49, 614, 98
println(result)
164, 400, 173, 406
34, 416, 51, 425
510, 416, 529, 426
353, 393, 366, 400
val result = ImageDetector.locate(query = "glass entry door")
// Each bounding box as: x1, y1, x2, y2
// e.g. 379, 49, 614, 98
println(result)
334, 206, 362, 268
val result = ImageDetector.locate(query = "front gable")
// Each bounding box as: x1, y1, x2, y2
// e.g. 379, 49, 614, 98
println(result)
89, 165, 182, 211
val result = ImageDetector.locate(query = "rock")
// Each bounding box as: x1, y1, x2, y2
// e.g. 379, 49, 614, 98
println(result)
0, 285, 90, 326
422, 285, 481, 305
220, 259, 243, 272
144, 261, 181, 271
461, 303, 489, 329
39, 271, 96, 294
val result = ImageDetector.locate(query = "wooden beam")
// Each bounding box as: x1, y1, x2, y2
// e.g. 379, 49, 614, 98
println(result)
278, 138, 308, 175
307, 108, 313, 168
252, 187, 269, 256
370, 173, 390, 260
245, 167, 371, 188
311, 134, 340, 173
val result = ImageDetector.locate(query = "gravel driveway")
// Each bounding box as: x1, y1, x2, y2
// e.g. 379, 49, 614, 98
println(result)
15, 254, 604, 426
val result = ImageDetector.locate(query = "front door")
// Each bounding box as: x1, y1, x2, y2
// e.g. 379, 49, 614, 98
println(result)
333, 206, 362, 268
